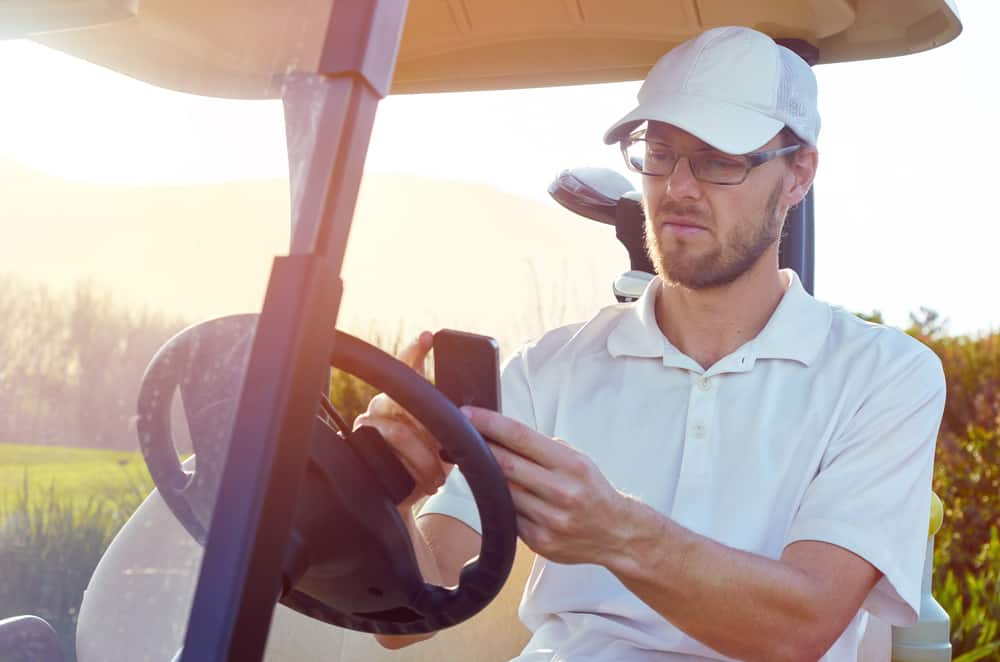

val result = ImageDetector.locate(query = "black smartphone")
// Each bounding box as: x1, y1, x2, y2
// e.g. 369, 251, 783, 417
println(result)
433, 329, 501, 413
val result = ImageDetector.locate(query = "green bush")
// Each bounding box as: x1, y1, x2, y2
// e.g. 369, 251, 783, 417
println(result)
329, 367, 381, 425
900, 311, 1000, 658
936, 527, 1000, 660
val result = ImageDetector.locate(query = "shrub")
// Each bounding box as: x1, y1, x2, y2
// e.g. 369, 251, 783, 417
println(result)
900, 310, 1000, 658
935, 527, 1000, 660
329, 367, 380, 426
908, 321, 1000, 583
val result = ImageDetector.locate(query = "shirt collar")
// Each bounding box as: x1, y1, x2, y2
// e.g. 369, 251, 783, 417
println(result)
606, 269, 832, 367
606, 276, 677, 360
749, 269, 832, 366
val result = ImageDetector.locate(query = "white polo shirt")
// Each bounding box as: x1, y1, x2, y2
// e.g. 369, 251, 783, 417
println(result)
420, 270, 945, 661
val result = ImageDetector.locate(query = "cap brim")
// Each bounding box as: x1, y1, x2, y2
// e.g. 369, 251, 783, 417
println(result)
603, 93, 783, 154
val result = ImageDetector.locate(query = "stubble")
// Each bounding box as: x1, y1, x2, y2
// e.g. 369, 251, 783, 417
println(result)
644, 183, 785, 290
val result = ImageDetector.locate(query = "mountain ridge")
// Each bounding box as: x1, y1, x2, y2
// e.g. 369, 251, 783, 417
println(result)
1, 159, 630, 343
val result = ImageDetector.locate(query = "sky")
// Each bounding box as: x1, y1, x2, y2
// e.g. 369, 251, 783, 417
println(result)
0, 0, 997, 336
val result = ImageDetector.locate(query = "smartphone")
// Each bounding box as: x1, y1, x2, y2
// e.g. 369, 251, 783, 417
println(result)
433, 329, 501, 413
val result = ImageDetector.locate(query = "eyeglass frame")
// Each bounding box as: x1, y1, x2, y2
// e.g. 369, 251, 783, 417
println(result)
619, 131, 803, 185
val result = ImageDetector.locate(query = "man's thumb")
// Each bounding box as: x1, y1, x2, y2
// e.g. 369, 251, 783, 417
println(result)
398, 330, 434, 374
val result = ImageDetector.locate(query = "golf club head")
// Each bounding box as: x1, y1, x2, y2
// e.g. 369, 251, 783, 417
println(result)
548, 167, 636, 225
614, 270, 655, 303
548, 167, 655, 302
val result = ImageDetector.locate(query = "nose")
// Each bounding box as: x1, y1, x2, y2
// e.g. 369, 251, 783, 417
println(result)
663, 156, 702, 200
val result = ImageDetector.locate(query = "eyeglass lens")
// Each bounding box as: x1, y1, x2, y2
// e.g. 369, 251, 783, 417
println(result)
625, 140, 749, 184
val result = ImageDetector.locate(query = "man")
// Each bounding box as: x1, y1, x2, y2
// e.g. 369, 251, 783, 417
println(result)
356, 26, 945, 661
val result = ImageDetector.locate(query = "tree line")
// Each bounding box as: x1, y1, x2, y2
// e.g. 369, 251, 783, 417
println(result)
0, 274, 188, 451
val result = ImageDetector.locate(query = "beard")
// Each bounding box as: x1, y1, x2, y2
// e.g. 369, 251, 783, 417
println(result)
644, 183, 785, 290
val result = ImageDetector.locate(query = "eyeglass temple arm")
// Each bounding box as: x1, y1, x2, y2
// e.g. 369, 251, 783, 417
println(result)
746, 143, 801, 166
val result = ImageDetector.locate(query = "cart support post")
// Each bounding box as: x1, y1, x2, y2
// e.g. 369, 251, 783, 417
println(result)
779, 190, 815, 295
180, 2, 409, 660
773, 38, 817, 296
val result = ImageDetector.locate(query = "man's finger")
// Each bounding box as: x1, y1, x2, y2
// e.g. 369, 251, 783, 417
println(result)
463, 406, 566, 468
508, 480, 564, 527
397, 331, 434, 375
368, 393, 437, 447
368, 392, 407, 420
364, 403, 440, 456
515, 514, 547, 553
487, 442, 554, 496
371, 417, 447, 493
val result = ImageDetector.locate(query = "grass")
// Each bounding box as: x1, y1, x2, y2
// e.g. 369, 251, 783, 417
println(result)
0, 443, 153, 662
0, 443, 151, 506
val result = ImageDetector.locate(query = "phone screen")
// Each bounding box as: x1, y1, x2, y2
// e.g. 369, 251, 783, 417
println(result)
433, 329, 501, 412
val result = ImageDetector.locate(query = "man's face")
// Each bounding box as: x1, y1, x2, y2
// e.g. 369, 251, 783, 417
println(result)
640, 123, 798, 290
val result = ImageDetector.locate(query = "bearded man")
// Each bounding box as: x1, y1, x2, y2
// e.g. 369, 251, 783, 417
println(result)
357, 26, 946, 662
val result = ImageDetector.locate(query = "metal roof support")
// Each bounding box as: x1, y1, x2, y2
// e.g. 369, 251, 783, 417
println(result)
179, 1, 409, 660
774, 38, 817, 295
780, 191, 815, 295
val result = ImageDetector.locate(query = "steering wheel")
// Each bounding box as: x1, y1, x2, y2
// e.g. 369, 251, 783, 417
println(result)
136, 314, 517, 634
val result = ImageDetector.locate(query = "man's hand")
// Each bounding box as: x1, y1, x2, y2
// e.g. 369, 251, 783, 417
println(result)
353, 331, 453, 510
462, 405, 629, 566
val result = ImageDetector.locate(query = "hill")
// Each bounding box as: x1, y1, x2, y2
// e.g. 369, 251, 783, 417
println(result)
0, 159, 630, 345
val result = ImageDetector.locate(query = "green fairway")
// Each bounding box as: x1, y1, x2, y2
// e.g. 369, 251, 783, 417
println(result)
0, 443, 152, 505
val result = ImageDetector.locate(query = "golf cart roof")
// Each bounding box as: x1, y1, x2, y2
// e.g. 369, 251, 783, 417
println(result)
9, 0, 961, 99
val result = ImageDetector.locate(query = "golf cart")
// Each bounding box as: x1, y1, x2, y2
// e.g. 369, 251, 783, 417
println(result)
0, 1, 961, 660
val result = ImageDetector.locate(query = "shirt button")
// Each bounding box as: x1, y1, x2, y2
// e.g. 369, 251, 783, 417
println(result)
692, 423, 707, 439
697, 377, 712, 391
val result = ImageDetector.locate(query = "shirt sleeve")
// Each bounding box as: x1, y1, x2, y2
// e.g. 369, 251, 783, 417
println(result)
417, 349, 538, 533
783, 346, 946, 626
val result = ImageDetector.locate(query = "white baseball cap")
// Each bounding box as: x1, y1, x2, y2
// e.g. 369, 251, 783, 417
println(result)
603, 26, 820, 154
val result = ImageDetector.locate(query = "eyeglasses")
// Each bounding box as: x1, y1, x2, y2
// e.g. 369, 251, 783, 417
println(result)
620, 132, 802, 185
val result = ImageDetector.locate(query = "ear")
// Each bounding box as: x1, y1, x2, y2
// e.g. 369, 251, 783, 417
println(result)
782, 146, 818, 209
